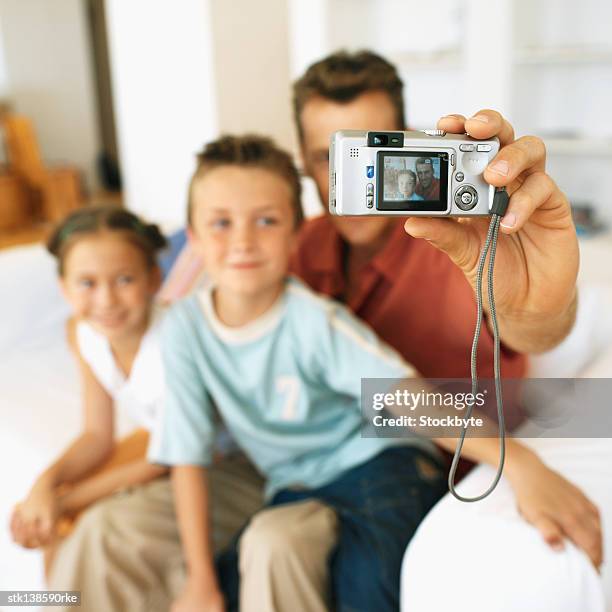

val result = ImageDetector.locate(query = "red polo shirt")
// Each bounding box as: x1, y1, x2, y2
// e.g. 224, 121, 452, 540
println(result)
291, 216, 526, 381
416, 178, 441, 201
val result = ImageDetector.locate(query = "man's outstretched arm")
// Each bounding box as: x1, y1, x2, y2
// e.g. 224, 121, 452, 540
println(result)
404, 110, 579, 354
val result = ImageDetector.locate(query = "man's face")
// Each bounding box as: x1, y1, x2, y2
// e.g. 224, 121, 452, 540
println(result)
300, 90, 400, 247
416, 163, 434, 190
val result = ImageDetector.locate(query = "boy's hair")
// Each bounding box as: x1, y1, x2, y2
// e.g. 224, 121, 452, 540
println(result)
397, 169, 416, 181
292, 50, 405, 141
187, 134, 303, 228
47, 204, 167, 275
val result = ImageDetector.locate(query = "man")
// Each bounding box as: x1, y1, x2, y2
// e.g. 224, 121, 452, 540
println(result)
50, 50, 598, 612
234, 50, 595, 612
414, 157, 440, 200
292, 51, 578, 358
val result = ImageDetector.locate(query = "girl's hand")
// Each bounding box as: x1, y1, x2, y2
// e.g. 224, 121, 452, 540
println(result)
507, 450, 602, 568
171, 579, 225, 612
10, 482, 60, 549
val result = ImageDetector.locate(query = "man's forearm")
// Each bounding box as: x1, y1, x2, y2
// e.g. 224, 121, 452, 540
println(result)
434, 432, 540, 488
492, 288, 578, 354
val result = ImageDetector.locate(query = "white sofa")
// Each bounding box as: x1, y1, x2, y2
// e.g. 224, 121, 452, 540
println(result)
2, 239, 611, 612
401, 235, 612, 612
0, 245, 133, 610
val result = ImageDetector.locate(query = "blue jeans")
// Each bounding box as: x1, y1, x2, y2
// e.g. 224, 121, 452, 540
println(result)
217, 445, 447, 612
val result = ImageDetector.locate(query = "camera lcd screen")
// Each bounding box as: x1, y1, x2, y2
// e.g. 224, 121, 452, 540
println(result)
376, 151, 449, 212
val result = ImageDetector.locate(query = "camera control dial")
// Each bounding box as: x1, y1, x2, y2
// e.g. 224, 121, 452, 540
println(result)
454, 185, 479, 211
461, 151, 489, 176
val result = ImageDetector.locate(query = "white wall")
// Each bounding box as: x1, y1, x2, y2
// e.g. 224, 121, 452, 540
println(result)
103, 0, 612, 227
464, 0, 512, 115
287, 0, 612, 225
0, 12, 8, 166
104, 0, 218, 228
210, 0, 293, 152
0, 12, 8, 98
287, 0, 329, 79
0, 0, 101, 190
106, 0, 301, 227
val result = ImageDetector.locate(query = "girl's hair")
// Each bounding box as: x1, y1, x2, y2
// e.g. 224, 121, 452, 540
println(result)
47, 205, 167, 275
187, 134, 304, 229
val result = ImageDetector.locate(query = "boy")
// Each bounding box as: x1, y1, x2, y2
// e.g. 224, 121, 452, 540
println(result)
149, 135, 447, 612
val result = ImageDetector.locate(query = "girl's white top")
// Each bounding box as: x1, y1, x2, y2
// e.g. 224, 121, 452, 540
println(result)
75, 308, 165, 431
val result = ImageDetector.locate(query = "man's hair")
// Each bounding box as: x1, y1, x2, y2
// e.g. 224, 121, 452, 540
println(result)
187, 134, 303, 228
415, 157, 434, 169
292, 50, 405, 141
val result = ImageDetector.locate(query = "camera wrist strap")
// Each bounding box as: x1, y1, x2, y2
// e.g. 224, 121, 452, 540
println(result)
448, 187, 510, 502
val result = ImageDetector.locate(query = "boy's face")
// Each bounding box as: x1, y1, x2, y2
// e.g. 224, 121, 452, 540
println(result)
189, 166, 297, 299
299, 90, 399, 247
398, 174, 415, 197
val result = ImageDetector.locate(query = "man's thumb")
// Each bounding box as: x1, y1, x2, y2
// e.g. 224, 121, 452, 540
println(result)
403, 217, 481, 275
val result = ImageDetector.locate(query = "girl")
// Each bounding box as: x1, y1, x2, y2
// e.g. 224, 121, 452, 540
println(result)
10, 205, 169, 573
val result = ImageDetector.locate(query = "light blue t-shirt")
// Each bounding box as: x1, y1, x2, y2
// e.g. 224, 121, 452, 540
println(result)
149, 277, 436, 498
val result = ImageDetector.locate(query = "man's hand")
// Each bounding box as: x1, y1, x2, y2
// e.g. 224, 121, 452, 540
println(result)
404, 110, 579, 354
505, 447, 602, 569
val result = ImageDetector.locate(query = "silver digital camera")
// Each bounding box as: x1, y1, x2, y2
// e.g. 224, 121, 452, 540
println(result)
329, 130, 500, 216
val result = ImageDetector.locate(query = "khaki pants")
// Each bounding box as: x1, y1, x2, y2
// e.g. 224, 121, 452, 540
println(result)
239, 500, 338, 612
48, 453, 265, 612
48, 429, 337, 612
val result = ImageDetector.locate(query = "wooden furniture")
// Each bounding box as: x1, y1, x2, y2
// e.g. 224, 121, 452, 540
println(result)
2, 114, 83, 224
0, 172, 32, 231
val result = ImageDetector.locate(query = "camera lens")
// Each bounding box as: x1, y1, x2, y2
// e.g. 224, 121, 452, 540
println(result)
373, 135, 388, 146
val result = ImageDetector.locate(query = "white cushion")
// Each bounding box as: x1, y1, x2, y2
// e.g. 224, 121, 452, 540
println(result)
401, 438, 612, 612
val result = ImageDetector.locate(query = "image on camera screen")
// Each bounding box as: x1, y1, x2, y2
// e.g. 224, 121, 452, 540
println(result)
382, 155, 441, 202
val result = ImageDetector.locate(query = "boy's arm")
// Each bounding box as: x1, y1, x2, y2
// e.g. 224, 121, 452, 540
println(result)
313, 300, 416, 396
149, 306, 222, 610
171, 465, 225, 612
149, 306, 216, 467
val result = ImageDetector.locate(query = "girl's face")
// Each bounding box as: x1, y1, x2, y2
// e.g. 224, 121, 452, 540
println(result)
60, 233, 161, 342
189, 166, 297, 300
